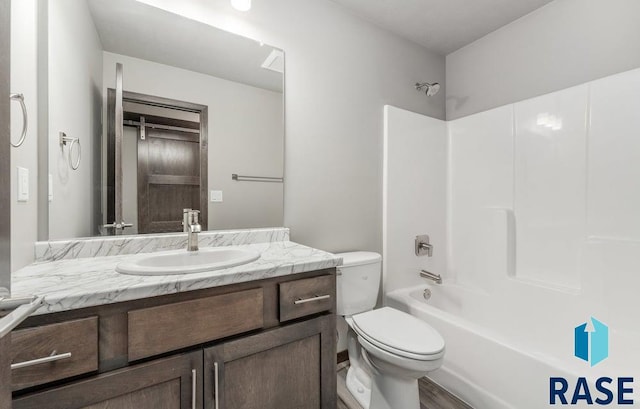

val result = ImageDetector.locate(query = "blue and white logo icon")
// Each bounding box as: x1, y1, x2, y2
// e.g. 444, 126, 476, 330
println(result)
574, 317, 608, 367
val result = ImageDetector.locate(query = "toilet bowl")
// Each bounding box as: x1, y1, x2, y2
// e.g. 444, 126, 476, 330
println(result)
336, 252, 445, 409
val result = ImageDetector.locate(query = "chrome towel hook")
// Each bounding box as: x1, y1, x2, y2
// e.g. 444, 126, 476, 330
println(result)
59, 132, 81, 170
10, 93, 28, 148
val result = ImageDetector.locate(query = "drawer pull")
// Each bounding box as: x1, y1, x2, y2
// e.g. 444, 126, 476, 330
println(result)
213, 362, 220, 409
191, 369, 197, 409
11, 351, 72, 370
294, 294, 331, 305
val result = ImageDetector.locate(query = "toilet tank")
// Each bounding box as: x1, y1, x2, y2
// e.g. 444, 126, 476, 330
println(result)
335, 251, 382, 316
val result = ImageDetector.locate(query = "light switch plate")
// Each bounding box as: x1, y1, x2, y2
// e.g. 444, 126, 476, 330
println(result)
17, 167, 29, 202
210, 190, 223, 202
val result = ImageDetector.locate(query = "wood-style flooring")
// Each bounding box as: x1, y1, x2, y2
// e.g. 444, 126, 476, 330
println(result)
337, 362, 472, 409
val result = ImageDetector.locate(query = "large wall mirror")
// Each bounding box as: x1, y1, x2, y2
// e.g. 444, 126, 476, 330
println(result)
42, 0, 284, 240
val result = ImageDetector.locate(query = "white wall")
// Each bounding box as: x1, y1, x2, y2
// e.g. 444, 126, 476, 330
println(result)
446, 0, 640, 120
383, 106, 446, 294
10, 0, 38, 270
48, 0, 103, 239
138, 0, 446, 253
102, 52, 284, 230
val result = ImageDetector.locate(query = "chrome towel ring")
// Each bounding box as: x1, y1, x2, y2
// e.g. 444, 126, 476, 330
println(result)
59, 132, 81, 170
10, 93, 28, 148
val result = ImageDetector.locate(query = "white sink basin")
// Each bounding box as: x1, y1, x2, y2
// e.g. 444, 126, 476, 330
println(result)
115, 247, 261, 276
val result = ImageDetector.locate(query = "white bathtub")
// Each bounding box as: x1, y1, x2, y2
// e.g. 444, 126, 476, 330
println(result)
385, 284, 637, 409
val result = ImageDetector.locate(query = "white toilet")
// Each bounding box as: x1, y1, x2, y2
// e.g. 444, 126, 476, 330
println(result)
336, 251, 445, 409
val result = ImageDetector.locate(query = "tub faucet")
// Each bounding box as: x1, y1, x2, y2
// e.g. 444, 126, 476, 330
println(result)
420, 269, 442, 284
183, 209, 202, 252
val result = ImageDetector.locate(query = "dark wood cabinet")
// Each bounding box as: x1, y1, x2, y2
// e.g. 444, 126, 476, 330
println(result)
11, 269, 336, 409
204, 315, 335, 409
127, 288, 264, 361
13, 351, 202, 409
0, 337, 10, 409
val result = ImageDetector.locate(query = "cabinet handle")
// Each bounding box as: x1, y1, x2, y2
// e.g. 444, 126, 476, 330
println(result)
191, 369, 197, 409
11, 351, 72, 370
213, 362, 220, 409
294, 294, 331, 305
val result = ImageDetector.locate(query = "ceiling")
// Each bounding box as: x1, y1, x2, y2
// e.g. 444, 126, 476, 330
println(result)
330, 0, 554, 55
87, 0, 283, 93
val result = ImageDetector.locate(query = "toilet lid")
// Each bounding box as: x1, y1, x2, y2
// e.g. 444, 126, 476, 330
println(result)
351, 307, 445, 359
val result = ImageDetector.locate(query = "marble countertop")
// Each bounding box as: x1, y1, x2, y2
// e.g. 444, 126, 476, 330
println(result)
11, 240, 342, 316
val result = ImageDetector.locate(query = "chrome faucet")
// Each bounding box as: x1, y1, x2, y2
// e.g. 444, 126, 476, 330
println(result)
420, 269, 442, 284
183, 209, 202, 252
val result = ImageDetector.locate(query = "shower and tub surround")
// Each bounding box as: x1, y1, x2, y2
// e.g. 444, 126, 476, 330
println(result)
383, 66, 640, 409
387, 285, 637, 408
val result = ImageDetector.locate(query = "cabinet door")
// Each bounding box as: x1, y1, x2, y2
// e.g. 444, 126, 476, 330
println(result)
0, 336, 10, 409
13, 351, 203, 409
204, 315, 336, 409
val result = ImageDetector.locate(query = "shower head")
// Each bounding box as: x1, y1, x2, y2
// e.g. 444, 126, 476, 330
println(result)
415, 82, 440, 97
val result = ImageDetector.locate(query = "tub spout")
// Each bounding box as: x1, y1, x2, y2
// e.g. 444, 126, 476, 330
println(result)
420, 269, 442, 284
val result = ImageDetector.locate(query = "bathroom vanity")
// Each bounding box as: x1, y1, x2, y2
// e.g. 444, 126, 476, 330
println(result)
8, 230, 340, 409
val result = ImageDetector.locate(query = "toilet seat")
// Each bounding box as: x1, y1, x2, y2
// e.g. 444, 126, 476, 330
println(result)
357, 334, 445, 376
351, 307, 445, 361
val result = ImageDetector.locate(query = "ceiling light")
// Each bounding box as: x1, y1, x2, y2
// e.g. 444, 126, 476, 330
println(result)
231, 0, 251, 11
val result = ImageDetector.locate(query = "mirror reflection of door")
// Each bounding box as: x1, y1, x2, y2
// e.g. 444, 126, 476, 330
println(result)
107, 89, 208, 235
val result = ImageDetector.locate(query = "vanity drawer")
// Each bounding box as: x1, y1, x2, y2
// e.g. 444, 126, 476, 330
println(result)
11, 317, 99, 391
279, 274, 335, 322
128, 288, 264, 361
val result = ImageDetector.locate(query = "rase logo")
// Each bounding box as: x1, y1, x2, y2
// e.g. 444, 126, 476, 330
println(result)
549, 317, 634, 406
574, 317, 608, 367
